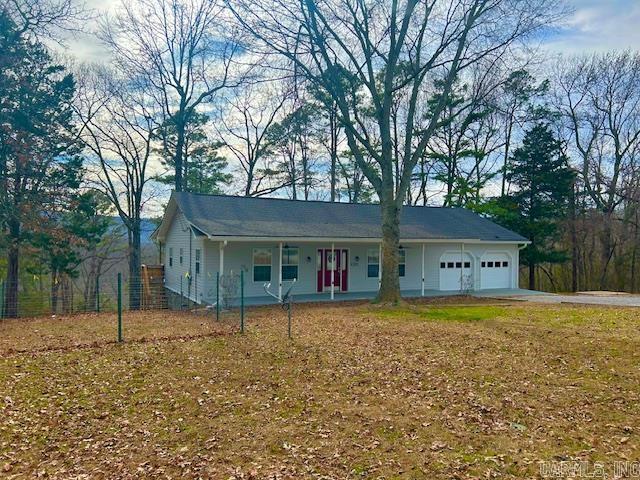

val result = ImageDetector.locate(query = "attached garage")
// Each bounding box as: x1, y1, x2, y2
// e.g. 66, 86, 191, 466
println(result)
439, 252, 474, 291
480, 253, 512, 289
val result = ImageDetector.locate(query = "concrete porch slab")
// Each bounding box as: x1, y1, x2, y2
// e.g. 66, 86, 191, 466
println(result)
236, 288, 542, 307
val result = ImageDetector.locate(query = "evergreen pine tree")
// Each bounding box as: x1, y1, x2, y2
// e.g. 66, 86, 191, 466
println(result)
486, 124, 575, 290
157, 113, 231, 194
0, 12, 81, 317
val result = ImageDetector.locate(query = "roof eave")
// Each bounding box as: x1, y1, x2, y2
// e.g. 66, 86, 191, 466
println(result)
154, 194, 180, 242
202, 235, 529, 244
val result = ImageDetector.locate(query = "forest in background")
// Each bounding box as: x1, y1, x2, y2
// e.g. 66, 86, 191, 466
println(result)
1, 0, 640, 317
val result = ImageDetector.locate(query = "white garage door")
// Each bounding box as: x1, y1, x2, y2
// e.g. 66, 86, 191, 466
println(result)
481, 253, 511, 289
439, 253, 473, 291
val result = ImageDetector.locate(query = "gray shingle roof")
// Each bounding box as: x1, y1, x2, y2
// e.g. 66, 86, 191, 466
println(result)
171, 192, 528, 242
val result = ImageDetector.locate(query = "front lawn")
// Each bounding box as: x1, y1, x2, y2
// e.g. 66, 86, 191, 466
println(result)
1, 300, 639, 478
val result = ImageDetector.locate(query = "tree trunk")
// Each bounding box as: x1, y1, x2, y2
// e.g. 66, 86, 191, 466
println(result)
245, 166, 254, 196
501, 114, 514, 197
329, 110, 337, 202
302, 148, 310, 200
61, 275, 73, 314
569, 182, 578, 292
129, 220, 142, 310
173, 116, 186, 192
4, 219, 20, 318
376, 195, 401, 303
631, 213, 639, 293
289, 153, 297, 200
420, 159, 428, 206
445, 156, 454, 206
599, 210, 614, 289
528, 260, 536, 291
83, 262, 96, 310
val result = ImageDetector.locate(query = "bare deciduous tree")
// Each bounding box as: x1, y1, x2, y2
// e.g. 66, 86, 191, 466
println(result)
4, 0, 89, 41
555, 52, 640, 288
99, 0, 240, 192
215, 84, 289, 196
231, 0, 565, 301
75, 66, 158, 310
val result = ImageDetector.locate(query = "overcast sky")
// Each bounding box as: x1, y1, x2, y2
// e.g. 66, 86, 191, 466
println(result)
65, 0, 640, 63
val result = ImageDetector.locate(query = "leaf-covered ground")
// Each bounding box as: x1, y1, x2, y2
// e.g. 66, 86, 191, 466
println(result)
1, 300, 639, 478
0, 310, 235, 355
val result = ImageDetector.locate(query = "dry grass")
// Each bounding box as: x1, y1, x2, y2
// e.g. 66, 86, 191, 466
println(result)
0, 310, 236, 355
1, 300, 639, 478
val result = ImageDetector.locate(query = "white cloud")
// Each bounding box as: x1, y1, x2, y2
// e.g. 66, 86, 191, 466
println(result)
543, 0, 640, 54
61, 0, 640, 62
56, 0, 118, 62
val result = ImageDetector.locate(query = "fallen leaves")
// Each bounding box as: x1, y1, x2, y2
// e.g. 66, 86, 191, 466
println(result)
430, 441, 448, 452
0, 302, 639, 478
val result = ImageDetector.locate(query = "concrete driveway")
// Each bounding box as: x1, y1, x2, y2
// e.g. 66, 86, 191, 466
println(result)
491, 290, 640, 307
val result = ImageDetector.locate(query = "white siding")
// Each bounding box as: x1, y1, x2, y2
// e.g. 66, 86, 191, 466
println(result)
163, 210, 208, 303
191, 240, 521, 299
201, 240, 220, 304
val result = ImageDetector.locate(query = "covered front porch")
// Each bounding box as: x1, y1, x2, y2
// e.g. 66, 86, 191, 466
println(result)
191, 236, 522, 305
201, 238, 431, 305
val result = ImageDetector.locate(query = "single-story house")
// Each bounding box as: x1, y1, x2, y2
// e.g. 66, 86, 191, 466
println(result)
153, 192, 529, 304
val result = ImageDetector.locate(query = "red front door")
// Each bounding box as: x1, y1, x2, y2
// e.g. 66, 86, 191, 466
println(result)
317, 249, 348, 292
340, 250, 348, 291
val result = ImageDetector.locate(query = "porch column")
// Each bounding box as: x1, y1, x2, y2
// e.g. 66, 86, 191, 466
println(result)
460, 243, 464, 290
331, 242, 335, 300
278, 242, 283, 301
378, 242, 382, 290
219, 241, 225, 278
421, 243, 425, 296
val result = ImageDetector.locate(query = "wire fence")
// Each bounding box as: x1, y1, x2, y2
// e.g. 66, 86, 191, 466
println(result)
0, 269, 306, 356
0, 277, 153, 318
0, 271, 249, 328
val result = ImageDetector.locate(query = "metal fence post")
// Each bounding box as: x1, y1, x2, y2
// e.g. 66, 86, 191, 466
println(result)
288, 300, 292, 339
240, 270, 244, 334
216, 271, 220, 321
180, 277, 183, 311
117, 273, 123, 342
95, 276, 100, 313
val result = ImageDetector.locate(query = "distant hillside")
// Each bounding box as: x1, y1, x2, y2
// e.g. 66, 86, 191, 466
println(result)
106, 217, 159, 247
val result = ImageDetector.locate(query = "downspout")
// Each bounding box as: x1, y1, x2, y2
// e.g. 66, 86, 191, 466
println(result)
219, 240, 227, 279
188, 229, 193, 303
278, 242, 283, 301
378, 243, 382, 291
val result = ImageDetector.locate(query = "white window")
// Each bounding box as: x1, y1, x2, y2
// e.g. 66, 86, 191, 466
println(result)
169, 247, 173, 267
398, 248, 406, 277
367, 248, 379, 278
179, 248, 184, 265
281, 247, 299, 281
253, 248, 272, 282
195, 249, 201, 275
